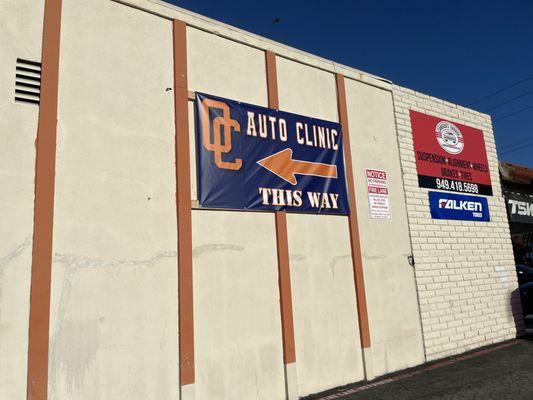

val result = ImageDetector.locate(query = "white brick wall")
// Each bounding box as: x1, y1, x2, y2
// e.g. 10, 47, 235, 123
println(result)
392, 85, 523, 361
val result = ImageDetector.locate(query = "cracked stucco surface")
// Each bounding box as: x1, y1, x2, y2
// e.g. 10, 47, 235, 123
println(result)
0, 1, 44, 398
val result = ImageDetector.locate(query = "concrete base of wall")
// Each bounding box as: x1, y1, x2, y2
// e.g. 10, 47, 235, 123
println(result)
363, 347, 376, 381
181, 383, 195, 400
284, 362, 299, 400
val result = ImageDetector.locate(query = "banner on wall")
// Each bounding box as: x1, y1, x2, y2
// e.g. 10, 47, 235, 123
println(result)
429, 191, 490, 222
410, 110, 493, 196
195, 92, 349, 214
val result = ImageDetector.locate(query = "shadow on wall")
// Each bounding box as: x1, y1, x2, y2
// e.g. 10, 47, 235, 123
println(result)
514, 264, 533, 335
511, 287, 525, 336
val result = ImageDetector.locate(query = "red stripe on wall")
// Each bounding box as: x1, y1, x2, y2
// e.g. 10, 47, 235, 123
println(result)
26, 0, 63, 399
335, 74, 372, 349
173, 20, 195, 386
265, 51, 297, 364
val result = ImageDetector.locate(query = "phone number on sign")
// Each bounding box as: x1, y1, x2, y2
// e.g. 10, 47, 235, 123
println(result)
435, 178, 479, 194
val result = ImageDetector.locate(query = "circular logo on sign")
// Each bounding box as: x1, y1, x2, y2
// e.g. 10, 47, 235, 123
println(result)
435, 121, 464, 154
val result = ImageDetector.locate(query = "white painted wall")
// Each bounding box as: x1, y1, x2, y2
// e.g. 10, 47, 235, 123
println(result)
287, 214, 364, 396
187, 26, 286, 400
345, 79, 425, 376
187, 27, 268, 107
0, 1, 45, 399
192, 211, 285, 400
276, 57, 365, 396
276, 56, 338, 121
393, 86, 520, 361
49, 0, 178, 398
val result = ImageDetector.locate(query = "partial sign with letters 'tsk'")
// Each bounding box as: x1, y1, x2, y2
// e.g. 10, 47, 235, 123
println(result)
195, 92, 349, 214
505, 192, 533, 224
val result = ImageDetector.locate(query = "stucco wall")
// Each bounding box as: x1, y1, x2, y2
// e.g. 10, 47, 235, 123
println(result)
187, 26, 286, 400
192, 211, 285, 400
49, 0, 179, 398
0, 1, 45, 399
2, 0, 523, 399
392, 85, 521, 361
345, 79, 425, 376
276, 57, 365, 396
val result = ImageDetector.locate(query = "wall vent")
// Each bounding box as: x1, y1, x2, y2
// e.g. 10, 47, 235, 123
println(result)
15, 58, 41, 105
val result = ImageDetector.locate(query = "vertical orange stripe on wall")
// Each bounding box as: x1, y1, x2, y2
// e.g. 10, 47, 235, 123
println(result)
173, 20, 195, 386
335, 74, 372, 349
265, 51, 297, 364
26, 0, 63, 399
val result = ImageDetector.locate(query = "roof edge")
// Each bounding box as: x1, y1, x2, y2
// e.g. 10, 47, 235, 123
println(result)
111, 0, 494, 119
500, 161, 533, 185
111, 0, 392, 91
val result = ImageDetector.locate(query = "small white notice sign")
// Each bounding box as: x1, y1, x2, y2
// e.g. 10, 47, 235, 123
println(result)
366, 168, 391, 219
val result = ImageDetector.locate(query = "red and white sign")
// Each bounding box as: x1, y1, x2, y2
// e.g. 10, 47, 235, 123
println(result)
366, 168, 391, 219
410, 110, 492, 196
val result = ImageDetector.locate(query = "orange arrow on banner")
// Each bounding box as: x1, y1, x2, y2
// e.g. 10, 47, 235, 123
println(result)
257, 148, 338, 185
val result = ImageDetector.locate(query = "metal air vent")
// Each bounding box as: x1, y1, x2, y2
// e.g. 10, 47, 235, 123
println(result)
15, 58, 41, 105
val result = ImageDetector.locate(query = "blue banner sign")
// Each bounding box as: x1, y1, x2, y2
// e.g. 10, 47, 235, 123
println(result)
195, 92, 349, 214
429, 191, 490, 221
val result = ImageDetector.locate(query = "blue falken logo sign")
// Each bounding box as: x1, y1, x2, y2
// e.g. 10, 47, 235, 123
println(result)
195, 92, 349, 214
429, 191, 490, 222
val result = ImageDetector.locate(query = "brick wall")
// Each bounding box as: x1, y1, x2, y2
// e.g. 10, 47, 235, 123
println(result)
392, 85, 522, 361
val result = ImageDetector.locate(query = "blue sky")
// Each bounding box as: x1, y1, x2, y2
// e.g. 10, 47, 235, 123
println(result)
169, 0, 533, 167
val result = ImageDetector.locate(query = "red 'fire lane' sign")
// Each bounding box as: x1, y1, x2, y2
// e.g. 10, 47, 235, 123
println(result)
410, 110, 493, 196
366, 168, 391, 219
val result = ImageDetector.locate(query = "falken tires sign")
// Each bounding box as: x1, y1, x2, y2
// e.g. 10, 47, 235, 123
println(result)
429, 191, 490, 222
195, 92, 349, 214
